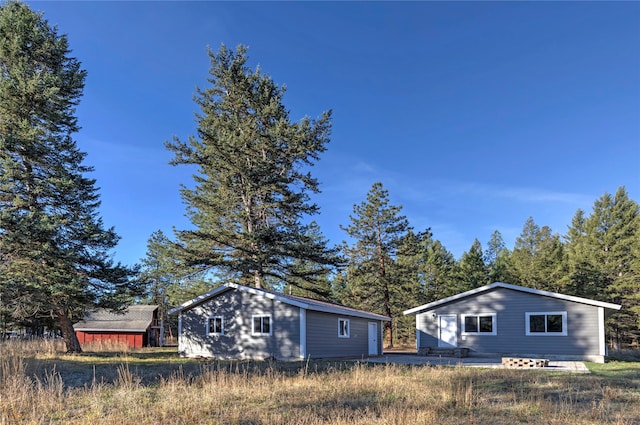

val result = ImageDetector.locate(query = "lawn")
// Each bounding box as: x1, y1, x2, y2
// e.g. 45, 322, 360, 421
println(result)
1, 340, 638, 424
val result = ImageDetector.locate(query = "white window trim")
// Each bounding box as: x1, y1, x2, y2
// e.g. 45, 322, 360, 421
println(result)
206, 316, 224, 336
251, 314, 272, 336
338, 318, 350, 338
525, 311, 567, 336
461, 313, 497, 336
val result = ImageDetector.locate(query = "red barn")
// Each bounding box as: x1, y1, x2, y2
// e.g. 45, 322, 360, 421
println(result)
74, 305, 162, 348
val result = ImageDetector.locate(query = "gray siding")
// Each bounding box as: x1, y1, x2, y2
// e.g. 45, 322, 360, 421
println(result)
305, 311, 382, 358
416, 287, 601, 358
180, 289, 301, 360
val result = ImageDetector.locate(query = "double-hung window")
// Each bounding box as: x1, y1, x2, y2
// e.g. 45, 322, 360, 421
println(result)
252, 315, 272, 335
207, 316, 223, 335
461, 313, 497, 335
525, 312, 567, 336
338, 318, 350, 338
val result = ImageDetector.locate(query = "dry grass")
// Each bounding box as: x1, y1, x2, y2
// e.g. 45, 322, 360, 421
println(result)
1, 340, 638, 425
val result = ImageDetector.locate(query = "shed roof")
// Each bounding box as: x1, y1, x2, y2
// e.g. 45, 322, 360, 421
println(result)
168, 283, 390, 321
403, 282, 622, 316
74, 305, 158, 333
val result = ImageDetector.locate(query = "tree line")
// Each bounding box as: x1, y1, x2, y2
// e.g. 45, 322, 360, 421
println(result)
1, 2, 638, 352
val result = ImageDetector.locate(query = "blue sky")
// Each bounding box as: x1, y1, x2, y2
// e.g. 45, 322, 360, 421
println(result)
28, 1, 640, 267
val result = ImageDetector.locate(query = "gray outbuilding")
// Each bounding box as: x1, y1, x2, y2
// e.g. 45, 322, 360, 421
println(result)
404, 282, 621, 363
168, 283, 390, 360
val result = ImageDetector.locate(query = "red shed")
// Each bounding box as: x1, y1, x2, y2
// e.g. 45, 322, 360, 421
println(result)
74, 305, 162, 348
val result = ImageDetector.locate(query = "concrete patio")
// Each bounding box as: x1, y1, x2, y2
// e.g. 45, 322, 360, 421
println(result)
363, 353, 590, 373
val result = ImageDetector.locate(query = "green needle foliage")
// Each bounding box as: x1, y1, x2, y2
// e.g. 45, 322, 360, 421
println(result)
565, 187, 640, 347
340, 182, 410, 347
0, 1, 135, 353
454, 238, 490, 292
166, 44, 339, 292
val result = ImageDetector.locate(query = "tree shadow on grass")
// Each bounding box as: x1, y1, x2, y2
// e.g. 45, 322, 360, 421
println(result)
23, 348, 391, 389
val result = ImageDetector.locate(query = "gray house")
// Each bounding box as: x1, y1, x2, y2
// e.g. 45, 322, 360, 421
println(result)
404, 282, 621, 363
168, 283, 390, 360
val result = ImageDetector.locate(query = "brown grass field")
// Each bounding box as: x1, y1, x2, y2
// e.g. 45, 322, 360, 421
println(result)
1, 340, 638, 424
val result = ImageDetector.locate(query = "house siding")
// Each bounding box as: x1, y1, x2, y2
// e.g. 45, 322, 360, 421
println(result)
305, 311, 381, 358
416, 287, 602, 359
179, 289, 301, 360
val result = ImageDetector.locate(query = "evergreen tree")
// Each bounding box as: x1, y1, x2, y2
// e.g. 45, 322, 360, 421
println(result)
0, 2, 134, 352
582, 187, 640, 346
563, 209, 610, 299
341, 182, 409, 347
454, 238, 489, 291
284, 221, 337, 301
423, 239, 457, 300
166, 45, 338, 292
393, 229, 432, 342
484, 230, 514, 283
139, 230, 184, 339
510, 217, 566, 292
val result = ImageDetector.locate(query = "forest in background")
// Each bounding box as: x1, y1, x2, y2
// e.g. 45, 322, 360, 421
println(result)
140, 183, 639, 349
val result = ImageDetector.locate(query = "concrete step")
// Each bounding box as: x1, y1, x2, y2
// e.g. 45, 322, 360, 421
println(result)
418, 347, 469, 358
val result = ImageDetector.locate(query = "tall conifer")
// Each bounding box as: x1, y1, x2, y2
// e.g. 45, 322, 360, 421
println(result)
455, 239, 489, 291
581, 187, 639, 346
0, 1, 134, 352
340, 182, 409, 347
166, 45, 338, 291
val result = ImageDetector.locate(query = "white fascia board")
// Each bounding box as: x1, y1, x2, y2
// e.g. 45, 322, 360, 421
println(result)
235, 284, 309, 309
493, 282, 622, 310
167, 282, 309, 315
403, 283, 498, 315
233, 284, 389, 321
167, 284, 233, 315
403, 282, 622, 316
307, 305, 391, 321
168, 281, 392, 321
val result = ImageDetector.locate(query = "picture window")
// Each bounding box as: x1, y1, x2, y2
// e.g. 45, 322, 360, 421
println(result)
525, 312, 567, 336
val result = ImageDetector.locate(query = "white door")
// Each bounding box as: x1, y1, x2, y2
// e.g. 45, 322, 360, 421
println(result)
438, 315, 457, 348
368, 322, 378, 355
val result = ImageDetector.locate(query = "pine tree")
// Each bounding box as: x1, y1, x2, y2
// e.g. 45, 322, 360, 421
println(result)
423, 239, 457, 300
394, 229, 433, 342
139, 230, 183, 338
340, 182, 409, 347
564, 209, 610, 299
285, 221, 337, 301
166, 44, 338, 292
509, 217, 566, 292
582, 187, 640, 346
484, 230, 514, 283
0, 1, 134, 352
455, 239, 489, 291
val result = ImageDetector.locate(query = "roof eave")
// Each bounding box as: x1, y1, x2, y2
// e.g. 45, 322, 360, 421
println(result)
403, 282, 622, 315
74, 328, 149, 333
168, 283, 391, 320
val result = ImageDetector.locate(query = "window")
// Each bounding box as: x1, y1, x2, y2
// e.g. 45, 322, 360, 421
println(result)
338, 318, 350, 338
207, 316, 223, 335
461, 313, 497, 335
525, 312, 567, 336
252, 315, 271, 335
